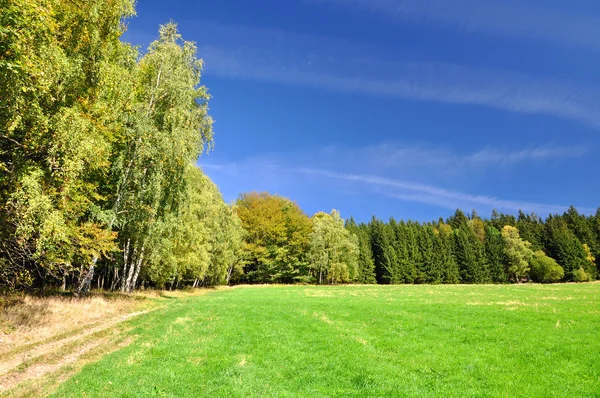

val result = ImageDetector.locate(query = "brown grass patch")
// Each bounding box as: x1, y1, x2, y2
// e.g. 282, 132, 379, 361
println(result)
0, 294, 145, 358
3, 335, 135, 398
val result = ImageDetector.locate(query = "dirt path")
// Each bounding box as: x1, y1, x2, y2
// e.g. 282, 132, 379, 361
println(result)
0, 310, 149, 394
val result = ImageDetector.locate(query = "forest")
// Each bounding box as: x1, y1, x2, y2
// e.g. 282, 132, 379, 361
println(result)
1, 0, 599, 294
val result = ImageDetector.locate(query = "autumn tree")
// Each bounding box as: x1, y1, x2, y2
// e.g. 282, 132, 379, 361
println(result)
234, 192, 311, 284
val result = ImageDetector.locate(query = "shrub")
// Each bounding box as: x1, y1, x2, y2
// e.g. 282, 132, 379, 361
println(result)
529, 251, 564, 283
573, 267, 592, 282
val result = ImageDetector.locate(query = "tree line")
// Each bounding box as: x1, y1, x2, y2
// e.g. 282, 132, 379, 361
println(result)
356, 207, 599, 285
2, 1, 599, 293
232, 193, 599, 285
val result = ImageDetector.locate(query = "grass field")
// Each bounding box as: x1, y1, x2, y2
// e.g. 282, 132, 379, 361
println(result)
51, 284, 600, 397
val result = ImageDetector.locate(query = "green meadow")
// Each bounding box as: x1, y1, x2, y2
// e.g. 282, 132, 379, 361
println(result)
55, 284, 600, 397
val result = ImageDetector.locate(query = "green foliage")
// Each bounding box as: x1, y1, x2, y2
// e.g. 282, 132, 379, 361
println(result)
309, 210, 359, 284
484, 224, 508, 283
345, 218, 376, 284
0, 2, 238, 292
502, 226, 533, 283
545, 216, 593, 281
455, 225, 489, 283
573, 267, 592, 282
369, 217, 396, 284
143, 166, 242, 288
434, 223, 460, 284
234, 192, 311, 284
529, 250, 564, 283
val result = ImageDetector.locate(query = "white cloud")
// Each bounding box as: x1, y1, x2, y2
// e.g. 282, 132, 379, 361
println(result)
296, 167, 593, 214
198, 142, 591, 215
309, 0, 600, 51
465, 146, 588, 165
338, 143, 587, 169
200, 43, 600, 128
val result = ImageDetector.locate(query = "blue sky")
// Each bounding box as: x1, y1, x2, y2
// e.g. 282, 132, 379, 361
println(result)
125, 0, 600, 222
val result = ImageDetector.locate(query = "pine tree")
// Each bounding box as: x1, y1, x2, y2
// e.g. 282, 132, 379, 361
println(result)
419, 225, 439, 283
369, 217, 393, 284
544, 216, 591, 281
345, 219, 376, 284
436, 223, 460, 283
484, 224, 508, 283
448, 209, 469, 230
516, 211, 545, 251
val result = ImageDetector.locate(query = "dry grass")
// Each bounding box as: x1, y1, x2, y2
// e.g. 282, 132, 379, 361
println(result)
0, 293, 147, 357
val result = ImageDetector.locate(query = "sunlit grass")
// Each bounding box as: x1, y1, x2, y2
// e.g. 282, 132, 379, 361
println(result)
54, 284, 600, 397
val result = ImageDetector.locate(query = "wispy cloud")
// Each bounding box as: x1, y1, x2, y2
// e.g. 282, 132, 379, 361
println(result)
296, 167, 593, 215
199, 142, 591, 215
465, 146, 588, 165
199, 34, 600, 128
201, 143, 586, 177
309, 0, 600, 51
336, 143, 588, 170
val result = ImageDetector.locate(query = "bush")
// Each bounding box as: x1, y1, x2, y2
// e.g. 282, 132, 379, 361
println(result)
573, 267, 592, 282
529, 251, 564, 283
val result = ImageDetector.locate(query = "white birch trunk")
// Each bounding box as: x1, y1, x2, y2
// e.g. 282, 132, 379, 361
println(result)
129, 245, 145, 293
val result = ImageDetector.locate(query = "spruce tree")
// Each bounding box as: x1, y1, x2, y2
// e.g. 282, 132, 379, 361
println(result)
437, 223, 460, 283
484, 224, 508, 283
545, 216, 592, 281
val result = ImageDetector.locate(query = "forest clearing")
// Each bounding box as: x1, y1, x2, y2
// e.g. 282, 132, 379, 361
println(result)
3, 0, 600, 396
2, 284, 599, 397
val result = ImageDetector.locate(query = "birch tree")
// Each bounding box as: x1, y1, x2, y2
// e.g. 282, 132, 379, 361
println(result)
114, 22, 213, 292
309, 210, 359, 284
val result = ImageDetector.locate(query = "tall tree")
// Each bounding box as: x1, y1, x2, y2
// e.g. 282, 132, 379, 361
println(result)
309, 210, 359, 284
545, 216, 593, 281
435, 223, 460, 284
369, 217, 396, 284
115, 22, 214, 292
484, 224, 508, 283
345, 219, 376, 284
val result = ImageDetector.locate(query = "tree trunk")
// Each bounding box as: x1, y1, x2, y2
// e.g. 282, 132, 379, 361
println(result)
121, 239, 133, 293
123, 249, 137, 293
129, 245, 145, 293
111, 267, 119, 291
77, 258, 97, 296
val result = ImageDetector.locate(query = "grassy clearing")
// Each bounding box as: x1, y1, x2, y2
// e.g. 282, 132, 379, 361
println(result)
50, 283, 600, 397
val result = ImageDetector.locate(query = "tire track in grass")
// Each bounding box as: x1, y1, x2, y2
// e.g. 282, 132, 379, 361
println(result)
0, 310, 153, 394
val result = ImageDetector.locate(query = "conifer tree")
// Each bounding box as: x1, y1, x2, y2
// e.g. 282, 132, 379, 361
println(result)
345, 218, 376, 284
484, 224, 508, 283
516, 211, 545, 251
545, 216, 593, 281
369, 217, 396, 284
435, 223, 460, 283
